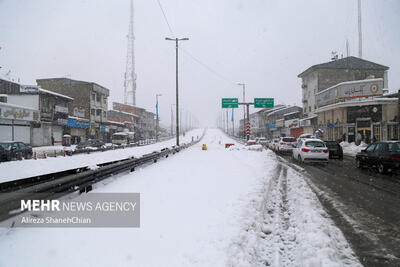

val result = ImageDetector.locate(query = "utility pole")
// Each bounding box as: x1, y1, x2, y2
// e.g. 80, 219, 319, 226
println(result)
358, 0, 362, 58
155, 94, 162, 142
165, 37, 189, 146
237, 82, 246, 138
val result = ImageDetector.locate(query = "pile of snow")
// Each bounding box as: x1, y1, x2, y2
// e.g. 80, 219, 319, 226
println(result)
0, 129, 204, 183
228, 151, 361, 266
340, 141, 368, 156
33, 145, 76, 153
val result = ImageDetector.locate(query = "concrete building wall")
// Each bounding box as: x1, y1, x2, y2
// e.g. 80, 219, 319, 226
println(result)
382, 103, 398, 122
317, 69, 386, 93
6, 95, 39, 109
37, 79, 92, 121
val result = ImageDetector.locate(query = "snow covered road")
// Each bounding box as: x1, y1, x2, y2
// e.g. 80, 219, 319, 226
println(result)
0, 129, 360, 266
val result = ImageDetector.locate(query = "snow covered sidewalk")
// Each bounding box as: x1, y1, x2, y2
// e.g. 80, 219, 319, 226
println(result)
0, 129, 203, 183
0, 129, 360, 266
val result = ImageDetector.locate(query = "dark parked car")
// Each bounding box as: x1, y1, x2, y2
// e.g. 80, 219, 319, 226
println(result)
356, 141, 400, 174
77, 139, 105, 150
0, 142, 33, 162
324, 140, 343, 159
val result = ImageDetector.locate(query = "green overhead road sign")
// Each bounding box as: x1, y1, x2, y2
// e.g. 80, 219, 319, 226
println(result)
254, 98, 274, 108
222, 98, 238, 108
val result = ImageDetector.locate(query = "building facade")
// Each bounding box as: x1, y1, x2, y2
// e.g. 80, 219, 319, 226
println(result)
298, 56, 389, 118
36, 78, 109, 142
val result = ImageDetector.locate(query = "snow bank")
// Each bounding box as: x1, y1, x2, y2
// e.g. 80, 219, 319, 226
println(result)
228, 150, 361, 266
0, 129, 204, 183
340, 141, 368, 157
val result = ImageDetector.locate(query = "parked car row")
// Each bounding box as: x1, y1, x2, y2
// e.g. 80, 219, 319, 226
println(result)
0, 142, 33, 162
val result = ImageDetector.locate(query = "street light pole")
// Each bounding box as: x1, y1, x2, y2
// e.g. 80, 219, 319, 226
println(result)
166, 37, 189, 146
155, 94, 162, 142
237, 82, 246, 139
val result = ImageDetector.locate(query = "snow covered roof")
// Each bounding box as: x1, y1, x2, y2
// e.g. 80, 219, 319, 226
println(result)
283, 111, 301, 117
315, 97, 398, 113
39, 88, 74, 100
298, 56, 389, 77
299, 115, 317, 122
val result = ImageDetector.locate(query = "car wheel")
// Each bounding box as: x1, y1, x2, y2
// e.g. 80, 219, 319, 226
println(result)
378, 163, 386, 174
339, 156, 343, 160
356, 158, 362, 168
298, 155, 302, 163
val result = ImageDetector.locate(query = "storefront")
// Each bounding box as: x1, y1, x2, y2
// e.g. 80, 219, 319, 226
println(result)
67, 117, 90, 144
0, 102, 39, 144
316, 98, 399, 143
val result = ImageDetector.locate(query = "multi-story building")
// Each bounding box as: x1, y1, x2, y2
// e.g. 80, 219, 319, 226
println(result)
112, 102, 156, 140
298, 56, 389, 118
0, 79, 72, 146
266, 105, 303, 138
36, 78, 109, 142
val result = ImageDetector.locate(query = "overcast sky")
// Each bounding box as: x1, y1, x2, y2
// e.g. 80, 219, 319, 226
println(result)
0, 0, 399, 127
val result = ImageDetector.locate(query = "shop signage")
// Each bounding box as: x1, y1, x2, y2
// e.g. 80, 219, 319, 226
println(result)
68, 119, 90, 128
100, 125, 109, 132
284, 118, 299, 128
57, 119, 68, 126
347, 105, 382, 123
316, 79, 384, 108
299, 119, 311, 127
20, 85, 39, 94
268, 124, 276, 130
0, 103, 39, 121
327, 124, 335, 128
55, 105, 69, 114
73, 107, 85, 118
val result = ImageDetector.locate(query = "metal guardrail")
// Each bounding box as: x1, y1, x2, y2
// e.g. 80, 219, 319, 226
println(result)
0, 130, 206, 222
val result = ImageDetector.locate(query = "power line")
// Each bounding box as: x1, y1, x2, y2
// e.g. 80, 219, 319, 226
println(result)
155, 0, 235, 86
179, 47, 236, 85
156, 0, 174, 37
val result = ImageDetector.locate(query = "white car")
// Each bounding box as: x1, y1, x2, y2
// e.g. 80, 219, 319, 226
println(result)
270, 138, 280, 151
257, 137, 268, 145
276, 137, 297, 153
292, 138, 329, 164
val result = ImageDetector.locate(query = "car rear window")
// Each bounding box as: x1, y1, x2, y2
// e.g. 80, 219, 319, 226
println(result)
388, 142, 400, 152
283, 137, 296, 142
305, 141, 325, 148
325, 141, 338, 148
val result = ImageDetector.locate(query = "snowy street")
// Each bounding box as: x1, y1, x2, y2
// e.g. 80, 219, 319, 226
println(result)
0, 129, 361, 266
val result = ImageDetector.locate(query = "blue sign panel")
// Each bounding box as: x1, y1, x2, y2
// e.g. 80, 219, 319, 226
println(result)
268, 123, 276, 130
68, 119, 90, 128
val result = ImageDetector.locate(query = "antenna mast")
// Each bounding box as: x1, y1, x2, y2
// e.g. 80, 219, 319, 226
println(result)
358, 0, 362, 58
124, 0, 136, 106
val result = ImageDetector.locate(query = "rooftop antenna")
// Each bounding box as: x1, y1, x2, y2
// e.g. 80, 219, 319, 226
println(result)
124, 0, 136, 106
358, 0, 362, 58
346, 38, 350, 57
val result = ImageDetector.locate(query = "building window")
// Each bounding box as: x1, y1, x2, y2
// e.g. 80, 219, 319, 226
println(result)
103, 97, 107, 105
309, 106, 311, 112
91, 109, 95, 115
103, 111, 106, 117
387, 125, 398, 140
91, 93, 96, 101
374, 124, 381, 141
96, 109, 101, 116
